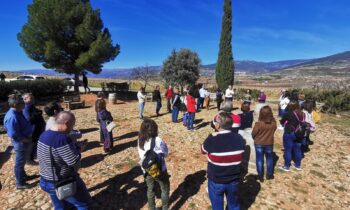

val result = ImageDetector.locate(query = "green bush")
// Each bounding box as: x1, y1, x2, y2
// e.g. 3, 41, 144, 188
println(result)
235, 88, 260, 100
0, 79, 69, 100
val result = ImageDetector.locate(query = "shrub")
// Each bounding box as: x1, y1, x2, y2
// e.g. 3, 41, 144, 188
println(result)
0, 79, 69, 100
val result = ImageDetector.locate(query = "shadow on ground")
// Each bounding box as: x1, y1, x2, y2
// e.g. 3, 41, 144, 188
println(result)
90, 166, 147, 209
239, 175, 261, 210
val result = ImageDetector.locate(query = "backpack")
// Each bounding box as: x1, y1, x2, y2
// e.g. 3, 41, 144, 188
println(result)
293, 112, 311, 141
141, 138, 162, 178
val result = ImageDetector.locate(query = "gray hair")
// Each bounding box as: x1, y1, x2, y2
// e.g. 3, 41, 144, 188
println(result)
55, 111, 75, 125
22, 92, 33, 98
8, 94, 24, 107
221, 100, 233, 113
216, 112, 233, 130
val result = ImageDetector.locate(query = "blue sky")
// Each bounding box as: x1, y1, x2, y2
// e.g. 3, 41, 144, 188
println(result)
0, 0, 350, 70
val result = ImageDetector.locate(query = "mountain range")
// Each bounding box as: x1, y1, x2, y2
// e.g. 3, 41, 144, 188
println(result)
3, 51, 350, 78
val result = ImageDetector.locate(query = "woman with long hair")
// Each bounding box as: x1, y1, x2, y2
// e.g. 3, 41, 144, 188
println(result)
252, 106, 277, 181
96, 99, 113, 152
138, 118, 170, 210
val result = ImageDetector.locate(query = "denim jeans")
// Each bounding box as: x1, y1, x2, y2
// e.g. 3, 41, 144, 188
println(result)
208, 179, 240, 210
187, 112, 195, 130
255, 144, 274, 177
172, 106, 179, 122
145, 172, 170, 210
283, 133, 302, 168
40, 176, 92, 210
12, 140, 28, 185
139, 102, 145, 118
156, 101, 162, 115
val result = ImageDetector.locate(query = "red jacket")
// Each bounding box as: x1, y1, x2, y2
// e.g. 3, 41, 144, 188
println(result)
186, 95, 196, 113
165, 89, 173, 99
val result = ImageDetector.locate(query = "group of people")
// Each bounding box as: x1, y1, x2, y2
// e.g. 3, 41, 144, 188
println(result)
1, 85, 318, 210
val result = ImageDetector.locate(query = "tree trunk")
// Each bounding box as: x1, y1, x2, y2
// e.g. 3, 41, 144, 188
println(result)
74, 73, 79, 93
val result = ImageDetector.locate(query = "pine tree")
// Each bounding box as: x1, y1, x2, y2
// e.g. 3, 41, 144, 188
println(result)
216, 0, 234, 90
18, 0, 120, 92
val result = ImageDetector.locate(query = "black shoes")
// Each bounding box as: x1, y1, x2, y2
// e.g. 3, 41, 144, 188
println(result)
24, 174, 38, 181
266, 175, 275, 180
16, 183, 31, 190
26, 160, 39, 166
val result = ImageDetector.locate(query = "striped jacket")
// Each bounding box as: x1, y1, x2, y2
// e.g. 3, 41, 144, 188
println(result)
202, 130, 245, 183
38, 130, 81, 181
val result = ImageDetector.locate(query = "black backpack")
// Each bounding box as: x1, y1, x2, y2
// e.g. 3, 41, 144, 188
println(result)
293, 112, 311, 141
141, 138, 162, 178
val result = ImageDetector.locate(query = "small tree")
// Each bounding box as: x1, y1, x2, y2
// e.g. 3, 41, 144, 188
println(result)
216, 0, 234, 91
161, 48, 201, 91
131, 65, 157, 89
18, 0, 120, 92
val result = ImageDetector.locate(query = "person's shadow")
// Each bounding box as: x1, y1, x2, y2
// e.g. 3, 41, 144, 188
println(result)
169, 170, 206, 210
238, 175, 261, 210
90, 166, 147, 210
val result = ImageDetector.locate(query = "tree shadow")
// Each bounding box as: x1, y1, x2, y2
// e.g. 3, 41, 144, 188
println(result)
0, 146, 13, 169
195, 121, 210, 130
90, 166, 147, 210
114, 131, 139, 141
80, 127, 99, 134
169, 170, 206, 210
109, 139, 138, 155
194, 118, 203, 124
83, 141, 101, 152
80, 154, 105, 168
238, 174, 261, 210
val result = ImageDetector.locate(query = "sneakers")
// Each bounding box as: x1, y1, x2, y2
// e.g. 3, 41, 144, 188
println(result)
292, 165, 303, 171
278, 165, 290, 172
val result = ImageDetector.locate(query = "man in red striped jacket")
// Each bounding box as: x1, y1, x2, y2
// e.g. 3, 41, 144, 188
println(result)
202, 112, 245, 210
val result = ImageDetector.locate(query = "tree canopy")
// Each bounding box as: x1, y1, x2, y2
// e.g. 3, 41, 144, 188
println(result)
216, 0, 234, 90
161, 48, 201, 90
18, 0, 120, 91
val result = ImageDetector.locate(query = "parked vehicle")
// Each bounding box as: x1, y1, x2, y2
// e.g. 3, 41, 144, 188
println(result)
62, 77, 83, 87
6, 75, 45, 81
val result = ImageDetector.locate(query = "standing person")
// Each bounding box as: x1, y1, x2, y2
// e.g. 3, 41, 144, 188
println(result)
38, 111, 92, 209
138, 87, 146, 119
225, 85, 234, 101
44, 101, 63, 131
193, 86, 200, 112
244, 89, 252, 103
0, 73, 5, 81
22, 93, 46, 165
153, 85, 162, 116
97, 100, 114, 153
137, 118, 170, 210
181, 90, 188, 127
82, 73, 90, 94
302, 101, 316, 155
279, 91, 290, 118
252, 106, 277, 181
95, 92, 106, 121
211, 101, 241, 134
199, 85, 206, 109
186, 89, 197, 131
216, 88, 223, 111
3, 93, 34, 189
239, 102, 254, 130
254, 90, 268, 116
171, 88, 181, 123
201, 112, 245, 210
204, 88, 211, 110
278, 101, 304, 171
165, 85, 173, 113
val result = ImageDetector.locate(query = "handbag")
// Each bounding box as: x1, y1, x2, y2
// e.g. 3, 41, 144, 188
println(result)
106, 121, 117, 132
49, 147, 77, 200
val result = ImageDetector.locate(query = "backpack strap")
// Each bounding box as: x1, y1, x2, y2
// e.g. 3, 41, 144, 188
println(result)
150, 137, 156, 151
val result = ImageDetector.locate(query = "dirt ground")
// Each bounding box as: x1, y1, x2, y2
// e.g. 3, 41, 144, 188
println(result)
0, 93, 349, 210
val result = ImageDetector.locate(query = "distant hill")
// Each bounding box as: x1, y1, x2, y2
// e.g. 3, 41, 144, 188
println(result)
2, 51, 350, 78
276, 51, 350, 76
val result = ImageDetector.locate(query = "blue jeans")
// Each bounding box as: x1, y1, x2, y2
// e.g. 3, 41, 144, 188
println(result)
139, 102, 145, 118
187, 112, 195, 129
156, 101, 162, 115
283, 133, 302, 168
12, 140, 28, 185
172, 106, 179, 122
255, 144, 274, 177
208, 179, 240, 210
40, 177, 92, 210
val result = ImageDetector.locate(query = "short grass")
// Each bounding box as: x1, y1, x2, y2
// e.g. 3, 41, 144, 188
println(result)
322, 115, 350, 136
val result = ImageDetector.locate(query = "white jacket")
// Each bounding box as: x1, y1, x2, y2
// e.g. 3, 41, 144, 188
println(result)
138, 136, 169, 173
303, 110, 316, 132
137, 91, 146, 103
280, 97, 290, 110
225, 88, 234, 98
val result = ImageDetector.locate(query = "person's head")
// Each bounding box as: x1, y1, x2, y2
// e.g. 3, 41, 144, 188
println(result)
260, 90, 264, 94
258, 106, 275, 123
96, 98, 106, 111
174, 87, 179, 94
228, 85, 232, 89
8, 94, 25, 111
284, 91, 290, 98
44, 101, 63, 117
217, 88, 221, 92
138, 118, 158, 150
168, 85, 172, 89
303, 101, 314, 113
97, 92, 105, 98
155, 85, 160, 90
54, 111, 76, 133
215, 112, 233, 131
222, 100, 233, 113
246, 89, 250, 94
287, 100, 301, 112
22, 93, 34, 104
241, 102, 250, 112
140, 87, 145, 93
298, 93, 305, 101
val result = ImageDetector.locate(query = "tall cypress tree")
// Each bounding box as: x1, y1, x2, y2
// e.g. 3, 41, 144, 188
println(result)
216, 0, 234, 90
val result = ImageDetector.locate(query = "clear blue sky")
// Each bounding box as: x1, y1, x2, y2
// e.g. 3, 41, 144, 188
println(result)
0, 0, 349, 70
